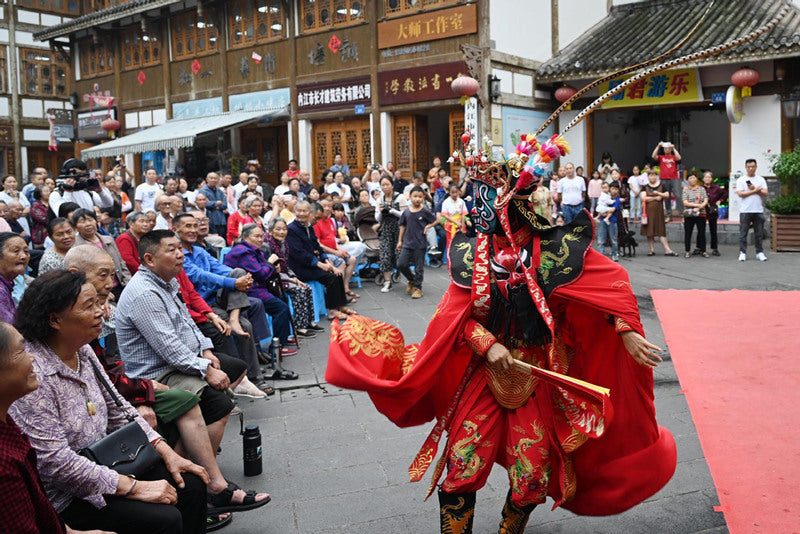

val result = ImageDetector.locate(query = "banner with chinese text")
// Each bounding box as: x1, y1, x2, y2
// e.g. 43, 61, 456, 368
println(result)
378, 62, 466, 106
378, 4, 477, 49
598, 68, 703, 109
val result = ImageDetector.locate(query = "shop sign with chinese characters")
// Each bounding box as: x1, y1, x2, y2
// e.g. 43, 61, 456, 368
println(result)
598, 68, 703, 109
378, 62, 466, 106
378, 4, 477, 49
297, 76, 371, 112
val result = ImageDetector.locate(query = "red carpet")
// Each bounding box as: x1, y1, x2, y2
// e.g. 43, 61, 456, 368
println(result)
651, 290, 800, 534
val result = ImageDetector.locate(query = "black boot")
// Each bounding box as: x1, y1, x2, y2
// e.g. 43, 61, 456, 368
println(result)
438, 489, 476, 534
497, 490, 536, 534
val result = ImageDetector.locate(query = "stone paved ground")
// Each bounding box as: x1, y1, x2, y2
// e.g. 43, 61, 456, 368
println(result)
215, 239, 800, 534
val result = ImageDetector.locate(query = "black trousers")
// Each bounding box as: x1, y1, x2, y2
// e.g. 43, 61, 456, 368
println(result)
707, 216, 718, 250
315, 271, 348, 310
60, 462, 207, 534
398, 247, 425, 288
683, 216, 707, 252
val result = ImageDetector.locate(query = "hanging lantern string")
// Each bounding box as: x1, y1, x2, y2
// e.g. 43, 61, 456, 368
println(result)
558, 2, 789, 137
536, 0, 716, 138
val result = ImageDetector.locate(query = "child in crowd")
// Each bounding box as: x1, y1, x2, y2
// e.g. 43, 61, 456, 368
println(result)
588, 170, 603, 215
438, 183, 470, 249
595, 182, 614, 225
596, 183, 621, 261
397, 187, 438, 299
628, 165, 643, 221
554, 213, 565, 226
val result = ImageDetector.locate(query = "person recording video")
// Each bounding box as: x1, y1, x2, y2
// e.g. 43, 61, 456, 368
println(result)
49, 158, 115, 216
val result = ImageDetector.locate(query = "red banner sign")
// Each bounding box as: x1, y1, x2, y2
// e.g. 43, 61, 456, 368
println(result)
378, 61, 467, 106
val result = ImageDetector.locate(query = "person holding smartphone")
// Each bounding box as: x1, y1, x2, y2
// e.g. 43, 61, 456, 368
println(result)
736, 158, 769, 261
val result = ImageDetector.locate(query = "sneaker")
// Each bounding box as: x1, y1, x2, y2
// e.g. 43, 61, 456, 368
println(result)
381, 281, 392, 293
308, 323, 325, 332
295, 328, 316, 338
428, 247, 443, 257
738, 252, 746, 262
712, 249, 720, 256
406, 282, 414, 294
612, 254, 619, 262
756, 252, 768, 262
411, 288, 423, 299
280, 347, 298, 357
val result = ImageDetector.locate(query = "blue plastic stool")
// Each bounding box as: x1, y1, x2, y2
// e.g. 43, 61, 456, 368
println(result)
307, 280, 327, 323
219, 246, 231, 263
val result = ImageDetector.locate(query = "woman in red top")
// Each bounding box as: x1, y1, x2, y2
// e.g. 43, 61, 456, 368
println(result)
226, 194, 260, 245
115, 211, 154, 275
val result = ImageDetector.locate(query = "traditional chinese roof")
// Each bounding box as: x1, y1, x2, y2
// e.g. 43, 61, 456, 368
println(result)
34, 0, 184, 42
537, 0, 800, 82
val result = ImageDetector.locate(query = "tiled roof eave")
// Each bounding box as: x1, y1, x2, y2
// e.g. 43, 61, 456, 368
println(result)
536, 47, 800, 84
33, 0, 181, 42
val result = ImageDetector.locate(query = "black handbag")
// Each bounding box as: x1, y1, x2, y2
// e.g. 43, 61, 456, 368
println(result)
79, 358, 160, 477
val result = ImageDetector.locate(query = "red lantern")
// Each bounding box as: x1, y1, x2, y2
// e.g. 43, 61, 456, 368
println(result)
731, 67, 760, 97
451, 75, 480, 97
554, 85, 578, 103
101, 117, 120, 137
461, 131, 471, 145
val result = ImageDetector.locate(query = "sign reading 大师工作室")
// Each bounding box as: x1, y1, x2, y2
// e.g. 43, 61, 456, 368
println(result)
598, 68, 703, 109
378, 4, 477, 49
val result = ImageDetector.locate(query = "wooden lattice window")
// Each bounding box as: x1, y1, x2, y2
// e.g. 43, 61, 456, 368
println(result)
229, 0, 284, 48
312, 119, 371, 178
17, 0, 80, 15
384, 0, 460, 16
315, 131, 328, 176
79, 38, 113, 78
121, 24, 161, 70
172, 9, 219, 60
20, 48, 69, 97
301, 0, 364, 34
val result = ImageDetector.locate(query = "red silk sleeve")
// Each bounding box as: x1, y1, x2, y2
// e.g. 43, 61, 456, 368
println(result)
463, 318, 497, 356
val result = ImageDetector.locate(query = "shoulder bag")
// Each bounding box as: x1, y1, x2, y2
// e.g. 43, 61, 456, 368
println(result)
78, 357, 160, 477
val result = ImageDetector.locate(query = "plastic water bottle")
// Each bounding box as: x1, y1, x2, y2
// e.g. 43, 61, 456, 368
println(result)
242, 425, 262, 476
271, 336, 281, 364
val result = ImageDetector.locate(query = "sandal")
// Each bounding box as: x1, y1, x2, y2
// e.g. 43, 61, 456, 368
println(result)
664, 252, 679, 257
647, 251, 656, 256
272, 368, 299, 380
207, 512, 233, 532
684, 252, 691, 259
346, 290, 360, 299
327, 310, 348, 320
339, 307, 358, 315
701, 252, 710, 258
208, 482, 271, 514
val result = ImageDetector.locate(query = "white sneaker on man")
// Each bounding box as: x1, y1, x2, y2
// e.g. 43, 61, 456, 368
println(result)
381, 280, 392, 293
738, 252, 746, 262
756, 252, 768, 262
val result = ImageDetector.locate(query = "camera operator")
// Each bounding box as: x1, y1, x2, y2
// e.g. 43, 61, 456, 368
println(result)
49, 158, 115, 216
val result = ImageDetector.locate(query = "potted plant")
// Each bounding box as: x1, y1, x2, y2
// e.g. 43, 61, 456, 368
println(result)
766, 146, 800, 251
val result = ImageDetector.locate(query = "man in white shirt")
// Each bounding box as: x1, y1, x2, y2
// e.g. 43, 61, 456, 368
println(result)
49, 159, 115, 214
736, 158, 769, 262
134, 168, 162, 211
556, 163, 587, 224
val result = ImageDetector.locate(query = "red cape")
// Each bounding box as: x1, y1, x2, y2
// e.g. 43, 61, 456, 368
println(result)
326, 249, 676, 515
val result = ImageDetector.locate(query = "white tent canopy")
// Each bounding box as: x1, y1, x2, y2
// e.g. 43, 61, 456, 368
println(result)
80, 109, 286, 159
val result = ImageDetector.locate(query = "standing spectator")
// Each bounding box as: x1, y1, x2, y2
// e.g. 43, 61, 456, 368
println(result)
703, 171, 724, 256
111, 156, 135, 198
348, 177, 364, 210
245, 160, 273, 201
556, 163, 586, 224
156, 177, 179, 203
200, 172, 228, 238
549, 168, 564, 218
232, 172, 252, 206
596, 183, 621, 261
329, 153, 350, 177
439, 183, 469, 247
319, 170, 335, 194
651, 141, 683, 220
0, 176, 30, 216
104, 173, 131, 221
736, 158, 769, 262
11, 270, 209, 533
376, 176, 408, 293
397, 187, 437, 299
297, 169, 314, 196
326, 172, 352, 213
29, 185, 51, 249
530, 180, 554, 224
227, 195, 253, 245
682, 174, 709, 258
596, 152, 619, 182
22, 167, 48, 205
274, 173, 291, 197
178, 178, 196, 210
0, 233, 29, 323
587, 170, 603, 215
116, 211, 153, 274
640, 170, 679, 256
285, 201, 351, 321
284, 159, 300, 179
38, 218, 75, 274
134, 168, 162, 212
72, 209, 132, 298
219, 172, 235, 213
628, 165, 643, 221
392, 170, 409, 195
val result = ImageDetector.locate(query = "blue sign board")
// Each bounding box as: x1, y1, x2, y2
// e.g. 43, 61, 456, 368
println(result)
173, 97, 223, 119
354, 104, 366, 115
229, 88, 291, 112
711, 92, 726, 104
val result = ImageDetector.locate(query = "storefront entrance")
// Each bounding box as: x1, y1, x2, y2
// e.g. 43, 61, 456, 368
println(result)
240, 124, 289, 186
392, 108, 463, 179
592, 105, 729, 177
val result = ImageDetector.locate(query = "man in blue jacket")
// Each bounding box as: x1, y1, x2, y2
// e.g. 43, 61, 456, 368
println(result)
200, 172, 229, 238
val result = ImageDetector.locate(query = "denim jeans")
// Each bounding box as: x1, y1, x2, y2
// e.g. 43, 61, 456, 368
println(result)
596, 218, 618, 256
739, 212, 765, 254
562, 203, 584, 225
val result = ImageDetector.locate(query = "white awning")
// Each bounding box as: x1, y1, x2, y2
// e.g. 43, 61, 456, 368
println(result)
80, 109, 287, 159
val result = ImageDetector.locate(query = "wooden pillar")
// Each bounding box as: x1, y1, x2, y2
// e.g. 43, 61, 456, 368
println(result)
289, 0, 299, 160
368, 0, 381, 163
161, 11, 172, 119
7, 3, 22, 177
551, 0, 559, 58
219, 4, 229, 112
478, 0, 490, 137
